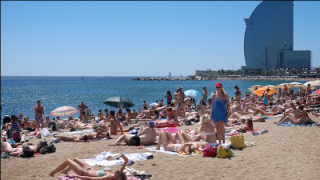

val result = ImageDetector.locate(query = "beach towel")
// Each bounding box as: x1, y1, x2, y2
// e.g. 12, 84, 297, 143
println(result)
266, 114, 282, 119
156, 127, 181, 134
58, 174, 82, 180
146, 147, 199, 156
227, 129, 261, 136
277, 122, 319, 127
82, 152, 153, 167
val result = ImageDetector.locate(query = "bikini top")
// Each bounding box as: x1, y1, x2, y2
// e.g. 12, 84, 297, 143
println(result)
97, 167, 111, 177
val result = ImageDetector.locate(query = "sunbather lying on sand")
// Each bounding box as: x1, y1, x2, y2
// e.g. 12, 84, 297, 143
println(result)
49, 154, 128, 180
110, 121, 156, 146
1, 136, 40, 156
156, 131, 206, 153
276, 105, 315, 125
54, 131, 110, 142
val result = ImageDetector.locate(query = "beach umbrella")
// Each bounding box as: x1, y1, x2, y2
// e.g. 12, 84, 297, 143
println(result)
253, 87, 277, 96
276, 83, 293, 89
290, 82, 304, 88
304, 80, 320, 87
248, 85, 262, 92
184, 89, 202, 98
50, 106, 78, 116
265, 85, 277, 89
103, 96, 134, 108
150, 103, 159, 108
309, 89, 320, 96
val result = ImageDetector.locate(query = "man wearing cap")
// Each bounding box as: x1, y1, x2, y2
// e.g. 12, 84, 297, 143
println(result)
110, 120, 156, 146
177, 86, 185, 117
34, 99, 44, 131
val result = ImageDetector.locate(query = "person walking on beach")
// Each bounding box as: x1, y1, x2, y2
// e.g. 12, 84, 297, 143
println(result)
78, 101, 86, 121
201, 86, 208, 110
34, 99, 44, 131
211, 83, 230, 144
164, 90, 173, 105
177, 86, 185, 117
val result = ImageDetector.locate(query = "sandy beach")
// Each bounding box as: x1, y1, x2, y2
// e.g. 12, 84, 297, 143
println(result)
1, 114, 320, 180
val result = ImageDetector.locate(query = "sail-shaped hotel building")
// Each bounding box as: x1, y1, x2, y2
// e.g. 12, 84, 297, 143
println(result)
241, 1, 311, 73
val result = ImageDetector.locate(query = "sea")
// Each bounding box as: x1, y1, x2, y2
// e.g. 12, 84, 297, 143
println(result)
0, 76, 306, 125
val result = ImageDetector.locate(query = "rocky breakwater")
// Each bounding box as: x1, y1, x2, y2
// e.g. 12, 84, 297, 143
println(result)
133, 77, 194, 81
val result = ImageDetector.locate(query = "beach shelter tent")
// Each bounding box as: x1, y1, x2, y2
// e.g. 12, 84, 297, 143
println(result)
103, 96, 134, 108
253, 87, 277, 96
248, 85, 262, 93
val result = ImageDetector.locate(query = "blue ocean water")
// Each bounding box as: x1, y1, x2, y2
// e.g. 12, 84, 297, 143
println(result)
1, 76, 306, 125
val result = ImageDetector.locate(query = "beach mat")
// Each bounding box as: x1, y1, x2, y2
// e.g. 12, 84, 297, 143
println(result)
146, 147, 199, 156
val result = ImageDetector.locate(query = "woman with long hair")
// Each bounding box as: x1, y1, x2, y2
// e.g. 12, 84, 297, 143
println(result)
210, 82, 230, 144
164, 90, 172, 105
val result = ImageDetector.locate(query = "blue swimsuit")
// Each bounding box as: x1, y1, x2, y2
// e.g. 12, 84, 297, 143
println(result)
211, 94, 228, 124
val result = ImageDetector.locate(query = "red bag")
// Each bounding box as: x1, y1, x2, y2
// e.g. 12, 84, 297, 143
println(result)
202, 144, 217, 157
12, 130, 20, 142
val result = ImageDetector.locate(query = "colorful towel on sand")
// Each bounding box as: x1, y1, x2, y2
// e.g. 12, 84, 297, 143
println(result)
156, 127, 181, 133
277, 122, 319, 127
58, 174, 82, 180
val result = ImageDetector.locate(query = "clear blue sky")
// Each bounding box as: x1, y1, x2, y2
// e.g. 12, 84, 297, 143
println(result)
1, 1, 319, 76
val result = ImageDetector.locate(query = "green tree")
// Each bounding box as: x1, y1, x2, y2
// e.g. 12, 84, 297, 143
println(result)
217, 70, 221, 77
221, 69, 225, 75
297, 69, 302, 76
247, 70, 252, 75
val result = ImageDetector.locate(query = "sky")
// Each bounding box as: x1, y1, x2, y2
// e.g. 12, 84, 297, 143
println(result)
1, 1, 320, 77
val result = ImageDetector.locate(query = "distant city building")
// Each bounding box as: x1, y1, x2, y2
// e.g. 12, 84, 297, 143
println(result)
241, 1, 311, 74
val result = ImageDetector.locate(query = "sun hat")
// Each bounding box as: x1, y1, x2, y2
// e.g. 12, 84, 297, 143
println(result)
216, 82, 222, 87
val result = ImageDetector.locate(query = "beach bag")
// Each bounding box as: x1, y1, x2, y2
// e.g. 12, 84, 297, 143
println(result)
39, 145, 50, 154
216, 145, 233, 158
47, 144, 56, 153
203, 144, 217, 157
12, 130, 20, 142
40, 128, 52, 137
230, 135, 245, 149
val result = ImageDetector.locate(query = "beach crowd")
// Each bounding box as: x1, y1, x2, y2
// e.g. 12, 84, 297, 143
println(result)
1, 82, 320, 180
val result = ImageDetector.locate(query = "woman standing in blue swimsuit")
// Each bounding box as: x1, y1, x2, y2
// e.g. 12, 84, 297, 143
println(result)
210, 82, 230, 144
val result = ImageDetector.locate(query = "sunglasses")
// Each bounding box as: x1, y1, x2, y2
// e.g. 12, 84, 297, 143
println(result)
216, 87, 221, 88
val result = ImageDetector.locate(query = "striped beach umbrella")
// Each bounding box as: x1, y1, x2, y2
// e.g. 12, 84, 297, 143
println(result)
310, 89, 320, 96
50, 106, 78, 116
